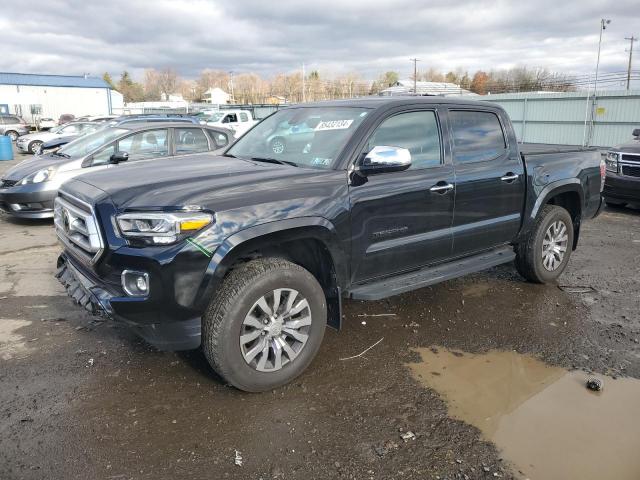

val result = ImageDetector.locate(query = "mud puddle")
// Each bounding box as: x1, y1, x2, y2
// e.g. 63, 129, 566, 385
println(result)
409, 348, 640, 480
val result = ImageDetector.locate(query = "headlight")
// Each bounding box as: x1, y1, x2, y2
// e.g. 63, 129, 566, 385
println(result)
18, 167, 56, 185
116, 211, 214, 245
605, 152, 618, 173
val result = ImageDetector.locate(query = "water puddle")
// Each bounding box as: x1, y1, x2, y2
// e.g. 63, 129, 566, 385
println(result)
408, 348, 640, 480
0, 319, 34, 360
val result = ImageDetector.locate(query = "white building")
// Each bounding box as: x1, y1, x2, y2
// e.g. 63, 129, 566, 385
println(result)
0, 72, 123, 124
203, 87, 230, 104
380, 80, 476, 97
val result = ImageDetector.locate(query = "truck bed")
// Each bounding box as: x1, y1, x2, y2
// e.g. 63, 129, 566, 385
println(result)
519, 143, 598, 156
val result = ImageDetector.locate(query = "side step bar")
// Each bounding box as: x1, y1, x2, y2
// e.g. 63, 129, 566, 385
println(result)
347, 246, 515, 301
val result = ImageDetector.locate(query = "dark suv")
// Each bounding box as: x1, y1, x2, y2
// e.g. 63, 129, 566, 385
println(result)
603, 128, 640, 207
0, 115, 30, 141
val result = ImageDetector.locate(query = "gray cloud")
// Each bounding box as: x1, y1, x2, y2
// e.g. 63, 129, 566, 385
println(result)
1, 0, 638, 85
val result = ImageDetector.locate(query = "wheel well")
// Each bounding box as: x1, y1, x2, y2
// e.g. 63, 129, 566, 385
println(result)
546, 191, 581, 249
225, 236, 342, 329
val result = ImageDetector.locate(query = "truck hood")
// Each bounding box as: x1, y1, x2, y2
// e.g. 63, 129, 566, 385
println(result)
613, 140, 640, 154
73, 153, 335, 211
2, 153, 71, 181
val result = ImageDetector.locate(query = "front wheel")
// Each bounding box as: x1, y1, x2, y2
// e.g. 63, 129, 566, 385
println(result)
202, 258, 327, 392
515, 205, 574, 283
28, 140, 43, 154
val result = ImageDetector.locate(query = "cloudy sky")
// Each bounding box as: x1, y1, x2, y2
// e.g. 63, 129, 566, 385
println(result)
1, 0, 639, 85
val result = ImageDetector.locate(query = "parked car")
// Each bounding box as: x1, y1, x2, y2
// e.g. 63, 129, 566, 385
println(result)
38, 116, 203, 153
37, 118, 57, 130
603, 128, 640, 207
106, 115, 201, 127
0, 115, 30, 141
16, 121, 100, 154
75, 115, 117, 122
58, 114, 75, 125
0, 123, 233, 218
52, 97, 604, 392
203, 110, 257, 137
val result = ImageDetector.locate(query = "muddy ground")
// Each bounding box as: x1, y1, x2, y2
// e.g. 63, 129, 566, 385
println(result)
1, 152, 639, 480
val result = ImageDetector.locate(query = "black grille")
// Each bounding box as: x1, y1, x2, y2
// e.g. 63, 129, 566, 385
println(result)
621, 165, 640, 178
621, 154, 640, 164
0, 179, 17, 188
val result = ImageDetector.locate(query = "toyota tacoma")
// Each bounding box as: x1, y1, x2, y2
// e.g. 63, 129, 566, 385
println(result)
54, 97, 604, 391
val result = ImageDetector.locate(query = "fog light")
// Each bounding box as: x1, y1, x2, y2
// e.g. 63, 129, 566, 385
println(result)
121, 270, 150, 297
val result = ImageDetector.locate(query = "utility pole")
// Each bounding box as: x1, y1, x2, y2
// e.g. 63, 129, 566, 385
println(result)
410, 58, 420, 94
625, 35, 637, 90
588, 18, 611, 146
229, 71, 235, 104
302, 63, 306, 102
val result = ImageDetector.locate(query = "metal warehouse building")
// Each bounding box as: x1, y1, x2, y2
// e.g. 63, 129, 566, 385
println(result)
482, 90, 640, 148
0, 72, 123, 125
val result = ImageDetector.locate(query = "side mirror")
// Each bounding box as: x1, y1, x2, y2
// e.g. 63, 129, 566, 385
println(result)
109, 151, 129, 164
355, 146, 412, 176
632, 128, 640, 138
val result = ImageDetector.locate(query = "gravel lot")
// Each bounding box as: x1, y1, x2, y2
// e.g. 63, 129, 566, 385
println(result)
1, 149, 639, 480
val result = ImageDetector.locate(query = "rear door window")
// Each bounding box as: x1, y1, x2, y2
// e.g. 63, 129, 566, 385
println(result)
449, 110, 506, 163
175, 128, 210, 154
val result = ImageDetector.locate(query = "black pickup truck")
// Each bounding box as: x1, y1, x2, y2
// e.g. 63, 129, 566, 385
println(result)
603, 128, 640, 207
54, 97, 604, 391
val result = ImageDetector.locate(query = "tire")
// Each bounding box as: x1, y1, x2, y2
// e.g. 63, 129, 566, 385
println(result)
28, 140, 43, 154
202, 257, 327, 392
269, 136, 286, 154
5, 131, 18, 142
515, 205, 574, 284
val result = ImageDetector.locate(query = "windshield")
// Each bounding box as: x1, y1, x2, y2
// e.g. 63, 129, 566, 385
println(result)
59, 127, 128, 157
226, 107, 370, 169
206, 112, 225, 122
49, 125, 65, 134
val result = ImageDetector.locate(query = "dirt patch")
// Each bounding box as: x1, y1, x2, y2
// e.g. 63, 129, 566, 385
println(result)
0, 319, 34, 360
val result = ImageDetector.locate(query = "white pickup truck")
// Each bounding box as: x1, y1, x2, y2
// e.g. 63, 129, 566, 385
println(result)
201, 110, 258, 137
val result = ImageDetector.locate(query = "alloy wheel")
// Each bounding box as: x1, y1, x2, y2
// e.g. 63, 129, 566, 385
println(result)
542, 220, 569, 271
240, 288, 312, 372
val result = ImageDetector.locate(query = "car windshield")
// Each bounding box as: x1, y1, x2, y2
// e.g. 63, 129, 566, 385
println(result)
206, 112, 225, 122
226, 107, 370, 169
58, 127, 128, 157
49, 125, 65, 134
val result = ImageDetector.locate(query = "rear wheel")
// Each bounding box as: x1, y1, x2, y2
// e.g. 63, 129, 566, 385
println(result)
515, 205, 574, 283
5, 131, 18, 142
28, 140, 43, 154
269, 136, 286, 154
202, 258, 327, 392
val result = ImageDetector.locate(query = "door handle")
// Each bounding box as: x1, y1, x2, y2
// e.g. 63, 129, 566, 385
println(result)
429, 182, 454, 194
500, 172, 519, 183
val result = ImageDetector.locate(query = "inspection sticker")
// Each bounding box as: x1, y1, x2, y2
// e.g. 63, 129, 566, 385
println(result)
315, 119, 354, 131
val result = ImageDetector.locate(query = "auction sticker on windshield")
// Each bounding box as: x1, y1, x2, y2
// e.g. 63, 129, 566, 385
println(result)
315, 119, 354, 131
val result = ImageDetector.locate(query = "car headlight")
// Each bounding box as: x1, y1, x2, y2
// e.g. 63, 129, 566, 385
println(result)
605, 152, 618, 173
18, 167, 56, 185
116, 211, 214, 245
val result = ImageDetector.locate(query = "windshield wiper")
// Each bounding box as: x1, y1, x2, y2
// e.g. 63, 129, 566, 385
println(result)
53, 151, 71, 158
249, 157, 298, 167
223, 153, 237, 158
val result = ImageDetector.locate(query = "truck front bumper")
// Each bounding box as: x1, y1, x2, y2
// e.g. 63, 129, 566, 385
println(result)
603, 172, 640, 203
56, 253, 202, 351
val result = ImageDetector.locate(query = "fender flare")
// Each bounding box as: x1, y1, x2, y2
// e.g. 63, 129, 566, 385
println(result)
193, 217, 347, 321
519, 179, 585, 246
